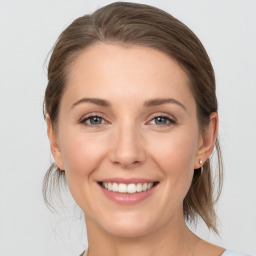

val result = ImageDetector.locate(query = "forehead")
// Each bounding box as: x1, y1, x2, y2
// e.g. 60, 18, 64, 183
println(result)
62, 43, 195, 111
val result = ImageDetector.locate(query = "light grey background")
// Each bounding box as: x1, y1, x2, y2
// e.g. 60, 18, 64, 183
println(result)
0, 0, 255, 255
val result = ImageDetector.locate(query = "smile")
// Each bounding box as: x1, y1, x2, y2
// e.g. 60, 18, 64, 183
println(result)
99, 182, 158, 193
97, 178, 159, 205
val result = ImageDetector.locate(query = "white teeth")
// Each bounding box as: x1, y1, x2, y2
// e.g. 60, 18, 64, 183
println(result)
102, 182, 155, 193
118, 183, 127, 193
127, 184, 136, 194
136, 183, 143, 192
112, 183, 118, 192
147, 183, 153, 189
142, 183, 148, 191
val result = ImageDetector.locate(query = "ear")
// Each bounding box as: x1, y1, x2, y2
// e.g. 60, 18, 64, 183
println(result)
194, 112, 218, 169
46, 114, 65, 170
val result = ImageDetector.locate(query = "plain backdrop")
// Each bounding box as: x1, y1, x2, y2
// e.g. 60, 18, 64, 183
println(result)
0, 0, 256, 255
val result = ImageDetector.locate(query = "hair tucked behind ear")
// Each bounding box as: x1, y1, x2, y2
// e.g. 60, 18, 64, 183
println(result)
43, 1, 223, 233
42, 163, 66, 211
184, 139, 223, 234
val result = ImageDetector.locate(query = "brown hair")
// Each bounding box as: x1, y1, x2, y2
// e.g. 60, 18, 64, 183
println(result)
43, 1, 223, 233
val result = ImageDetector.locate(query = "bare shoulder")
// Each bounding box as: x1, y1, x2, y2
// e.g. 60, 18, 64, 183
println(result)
194, 238, 226, 256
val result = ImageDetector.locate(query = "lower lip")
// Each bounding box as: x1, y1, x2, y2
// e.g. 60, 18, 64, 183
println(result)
98, 184, 158, 205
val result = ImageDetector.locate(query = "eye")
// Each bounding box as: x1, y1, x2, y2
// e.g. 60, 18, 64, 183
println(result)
81, 115, 106, 126
149, 115, 175, 126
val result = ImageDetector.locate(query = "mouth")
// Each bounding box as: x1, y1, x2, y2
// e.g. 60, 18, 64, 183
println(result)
98, 181, 159, 194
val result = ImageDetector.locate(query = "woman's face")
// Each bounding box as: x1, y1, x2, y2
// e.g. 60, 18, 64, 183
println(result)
48, 43, 213, 237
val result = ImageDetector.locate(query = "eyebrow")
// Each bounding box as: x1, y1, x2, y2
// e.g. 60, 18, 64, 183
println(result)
71, 98, 111, 109
143, 98, 187, 111
71, 97, 186, 111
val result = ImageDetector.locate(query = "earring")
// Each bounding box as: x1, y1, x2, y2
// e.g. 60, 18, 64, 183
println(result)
199, 159, 203, 174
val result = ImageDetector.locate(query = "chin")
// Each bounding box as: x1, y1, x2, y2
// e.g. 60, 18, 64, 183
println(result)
93, 210, 163, 238
104, 221, 154, 238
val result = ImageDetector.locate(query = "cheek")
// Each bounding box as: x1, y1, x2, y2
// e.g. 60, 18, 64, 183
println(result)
149, 130, 198, 189
59, 129, 107, 177
58, 128, 110, 209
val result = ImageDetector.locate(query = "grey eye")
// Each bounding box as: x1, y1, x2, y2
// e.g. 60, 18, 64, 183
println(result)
87, 116, 103, 125
154, 116, 169, 125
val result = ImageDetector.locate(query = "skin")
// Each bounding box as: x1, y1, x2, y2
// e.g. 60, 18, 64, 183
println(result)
47, 43, 224, 256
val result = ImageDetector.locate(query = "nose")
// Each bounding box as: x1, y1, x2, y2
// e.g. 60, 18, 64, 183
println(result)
109, 123, 146, 169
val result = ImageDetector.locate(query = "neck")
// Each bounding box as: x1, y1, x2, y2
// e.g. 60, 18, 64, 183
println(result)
85, 214, 199, 256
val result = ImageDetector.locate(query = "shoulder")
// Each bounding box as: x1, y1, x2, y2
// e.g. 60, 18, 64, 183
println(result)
222, 250, 252, 256
194, 239, 250, 256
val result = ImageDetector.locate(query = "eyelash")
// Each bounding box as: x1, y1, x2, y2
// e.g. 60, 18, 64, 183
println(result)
148, 114, 176, 127
79, 113, 176, 127
80, 114, 107, 126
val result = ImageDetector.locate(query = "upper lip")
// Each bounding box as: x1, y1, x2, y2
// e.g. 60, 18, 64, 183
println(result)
99, 177, 159, 184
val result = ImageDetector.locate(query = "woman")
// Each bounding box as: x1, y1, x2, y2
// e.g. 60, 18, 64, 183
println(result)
43, 2, 250, 256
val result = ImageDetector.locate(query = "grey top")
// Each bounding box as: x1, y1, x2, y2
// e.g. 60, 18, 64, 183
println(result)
80, 250, 252, 256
